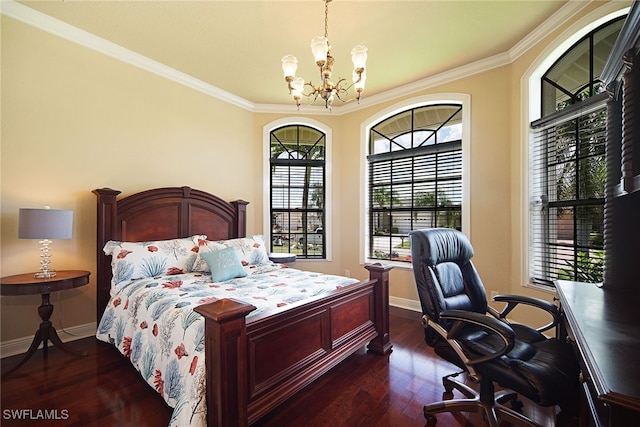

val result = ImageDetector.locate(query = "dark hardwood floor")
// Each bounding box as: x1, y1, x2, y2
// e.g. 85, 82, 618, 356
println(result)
1, 307, 556, 426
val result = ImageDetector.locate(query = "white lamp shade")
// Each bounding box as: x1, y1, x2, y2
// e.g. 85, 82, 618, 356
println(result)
353, 71, 366, 91
281, 55, 298, 78
310, 36, 329, 64
291, 77, 305, 95
351, 45, 368, 70
18, 208, 73, 239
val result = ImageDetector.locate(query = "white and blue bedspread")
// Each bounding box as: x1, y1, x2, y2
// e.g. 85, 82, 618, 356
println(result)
95, 264, 358, 426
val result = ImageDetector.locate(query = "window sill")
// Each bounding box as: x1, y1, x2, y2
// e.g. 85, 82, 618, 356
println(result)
522, 281, 557, 295
364, 258, 413, 271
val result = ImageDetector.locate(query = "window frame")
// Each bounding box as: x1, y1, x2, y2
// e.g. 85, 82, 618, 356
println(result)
522, 5, 629, 291
263, 117, 333, 261
360, 94, 471, 268
529, 94, 607, 286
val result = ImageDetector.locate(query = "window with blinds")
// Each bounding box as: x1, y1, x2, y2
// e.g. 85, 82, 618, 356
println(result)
530, 96, 607, 286
367, 104, 462, 263
528, 16, 623, 286
270, 125, 326, 259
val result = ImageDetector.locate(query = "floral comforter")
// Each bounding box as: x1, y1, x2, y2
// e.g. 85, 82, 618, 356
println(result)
95, 263, 359, 426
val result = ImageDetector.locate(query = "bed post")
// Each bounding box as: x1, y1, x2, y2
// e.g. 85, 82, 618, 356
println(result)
364, 263, 393, 355
194, 299, 257, 427
231, 200, 249, 238
93, 188, 121, 322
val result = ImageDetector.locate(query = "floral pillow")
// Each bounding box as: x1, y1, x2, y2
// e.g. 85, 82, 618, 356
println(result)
192, 235, 270, 273
103, 235, 205, 287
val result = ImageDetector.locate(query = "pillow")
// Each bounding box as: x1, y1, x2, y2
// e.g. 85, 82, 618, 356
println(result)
103, 235, 205, 287
192, 235, 270, 272
200, 247, 248, 282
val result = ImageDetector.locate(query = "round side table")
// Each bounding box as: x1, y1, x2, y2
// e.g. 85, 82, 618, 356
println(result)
269, 252, 297, 264
1, 270, 91, 377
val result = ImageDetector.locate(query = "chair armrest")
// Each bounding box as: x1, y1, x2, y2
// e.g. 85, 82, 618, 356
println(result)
437, 310, 515, 365
490, 294, 561, 333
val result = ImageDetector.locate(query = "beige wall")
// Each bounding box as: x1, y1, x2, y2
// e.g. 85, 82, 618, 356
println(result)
0, 16, 258, 343
1, 1, 624, 347
257, 68, 520, 307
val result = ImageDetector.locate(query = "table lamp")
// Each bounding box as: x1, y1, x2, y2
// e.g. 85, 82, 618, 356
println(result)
18, 207, 73, 278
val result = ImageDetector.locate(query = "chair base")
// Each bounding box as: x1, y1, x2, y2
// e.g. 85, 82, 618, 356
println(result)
424, 373, 540, 427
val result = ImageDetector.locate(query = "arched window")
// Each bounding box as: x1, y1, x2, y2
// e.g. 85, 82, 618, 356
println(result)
529, 16, 625, 286
268, 124, 327, 259
366, 100, 466, 264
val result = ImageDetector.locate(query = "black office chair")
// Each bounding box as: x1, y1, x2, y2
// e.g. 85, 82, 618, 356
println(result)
409, 228, 578, 427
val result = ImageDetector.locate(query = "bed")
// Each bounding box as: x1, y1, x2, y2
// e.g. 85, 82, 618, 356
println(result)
93, 186, 392, 426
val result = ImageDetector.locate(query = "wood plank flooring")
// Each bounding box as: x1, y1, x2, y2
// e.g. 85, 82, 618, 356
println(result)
1, 307, 557, 426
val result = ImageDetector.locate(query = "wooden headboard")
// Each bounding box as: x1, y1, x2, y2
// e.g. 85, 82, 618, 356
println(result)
93, 186, 248, 321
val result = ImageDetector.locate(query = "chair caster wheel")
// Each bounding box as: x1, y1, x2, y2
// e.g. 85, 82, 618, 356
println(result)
424, 412, 437, 426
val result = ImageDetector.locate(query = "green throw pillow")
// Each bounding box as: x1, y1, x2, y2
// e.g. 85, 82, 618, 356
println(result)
200, 247, 248, 282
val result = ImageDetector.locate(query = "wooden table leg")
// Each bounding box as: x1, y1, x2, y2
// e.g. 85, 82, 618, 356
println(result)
1, 326, 45, 377
38, 292, 88, 357
1, 292, 87, 378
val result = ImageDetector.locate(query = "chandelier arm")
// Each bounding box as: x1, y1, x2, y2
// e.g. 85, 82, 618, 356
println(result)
333, 89, 351, 103
334, 77, 351, 94
285, 79, 294, 95
286, 78, 318, 98
333, 92, 346, 103
335, 79, 363, 104
303, 81, 320, 97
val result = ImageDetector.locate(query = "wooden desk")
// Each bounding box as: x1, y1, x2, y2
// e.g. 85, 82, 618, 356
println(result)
556, 280, 640, 426
1, 270, 91, 377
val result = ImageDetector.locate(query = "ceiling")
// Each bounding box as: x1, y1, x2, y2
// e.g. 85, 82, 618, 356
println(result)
11, 0, 576, 109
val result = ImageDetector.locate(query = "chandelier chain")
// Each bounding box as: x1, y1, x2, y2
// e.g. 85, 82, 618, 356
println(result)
324, 0, 329, 39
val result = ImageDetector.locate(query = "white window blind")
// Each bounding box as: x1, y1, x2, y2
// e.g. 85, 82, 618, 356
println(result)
529, 95, 606, 285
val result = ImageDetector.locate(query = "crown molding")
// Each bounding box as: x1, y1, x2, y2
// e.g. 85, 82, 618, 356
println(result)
509, 0, 592, 62
257, 1, 604, 115
255, 51, 511, 115
0, 0, 254, 111
2, 0, 613, 116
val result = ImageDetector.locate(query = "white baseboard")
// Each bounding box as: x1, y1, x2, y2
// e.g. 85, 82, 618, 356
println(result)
1, 322, 97, 359
389, 296, 421, 312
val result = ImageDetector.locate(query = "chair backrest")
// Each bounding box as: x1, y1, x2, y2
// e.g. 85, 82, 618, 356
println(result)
410, 228, 489, 341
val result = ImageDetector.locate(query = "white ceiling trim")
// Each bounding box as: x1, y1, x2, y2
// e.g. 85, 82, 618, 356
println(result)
253, 53, 511, 116
0, 0, 254, 111
1, 0, 603, 116
509, 0, 591, 61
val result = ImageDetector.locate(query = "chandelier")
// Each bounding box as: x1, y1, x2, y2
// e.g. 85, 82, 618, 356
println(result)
281, 0, 367, 109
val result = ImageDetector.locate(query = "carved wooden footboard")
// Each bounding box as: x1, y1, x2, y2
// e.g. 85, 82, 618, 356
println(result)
195, 263, 391, 427
94, 187, 392, 426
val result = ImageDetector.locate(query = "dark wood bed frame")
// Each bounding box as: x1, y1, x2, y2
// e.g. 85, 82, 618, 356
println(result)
94, 186, 392, 426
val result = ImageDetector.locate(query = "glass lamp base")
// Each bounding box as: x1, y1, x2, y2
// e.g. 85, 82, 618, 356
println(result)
35, 270, 56, 279
35, 239, 56, 279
